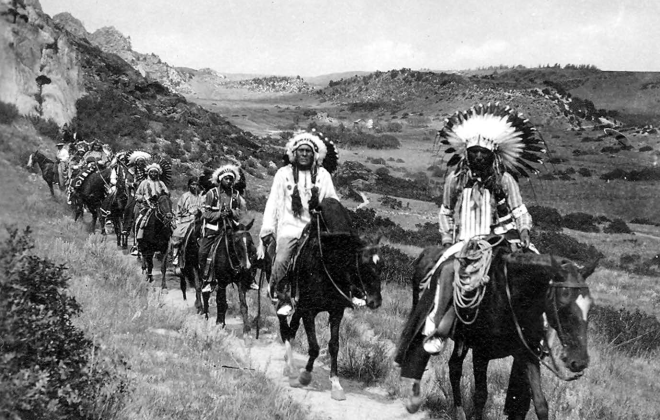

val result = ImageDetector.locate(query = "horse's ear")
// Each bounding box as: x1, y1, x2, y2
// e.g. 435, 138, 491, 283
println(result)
577, 259, 599, 280
245, 218, 254, 231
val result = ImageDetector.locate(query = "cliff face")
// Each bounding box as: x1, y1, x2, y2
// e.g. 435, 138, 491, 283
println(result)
86, 26, 193, 94
0, 0, 84, 125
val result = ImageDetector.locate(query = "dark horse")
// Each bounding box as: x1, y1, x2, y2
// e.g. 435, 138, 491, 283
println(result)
278, 197, 383, 400
137, 193, 174, 285
401, 245, 595, 420
27, 150, 61, 196
72, 167, 114, 233
201, 218, 257, 333
173, 212, 204, 314
99, 164, 129, 247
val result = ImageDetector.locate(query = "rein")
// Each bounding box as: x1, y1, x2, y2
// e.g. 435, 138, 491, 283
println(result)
504, 264, 585, 381
313, 211, 366, 308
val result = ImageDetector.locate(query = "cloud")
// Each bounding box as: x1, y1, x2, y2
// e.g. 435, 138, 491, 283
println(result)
350, 40, 427, 71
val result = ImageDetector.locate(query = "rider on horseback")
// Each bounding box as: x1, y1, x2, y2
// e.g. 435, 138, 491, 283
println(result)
395, 104, 545, 394
259, 131, 339, 317
170, 177, 204, 267
83, 141, 110, 169
134, 163, 169, 250
198, 164, 251, 292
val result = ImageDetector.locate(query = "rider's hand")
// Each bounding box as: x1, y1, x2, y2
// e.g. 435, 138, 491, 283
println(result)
520, 229, 531, 248
262, 234, 274, 248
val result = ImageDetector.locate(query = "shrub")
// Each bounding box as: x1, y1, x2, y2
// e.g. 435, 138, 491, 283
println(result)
639, 145, 653, 152
562, 212, 600, 232
547, 156, 566, 164
578, 167, 592, 177
532, 230, 604, 264
386, 121, 403, 132
603, 218, 632, 234
28, 115, 60, 140
375, 167, 390, 176
629, 217, 660, 226
379, 245, 415, 286
0, 100, 20, 124
246, 193, 267, 212
0, 227, 127, 419
528, 205, 563, 232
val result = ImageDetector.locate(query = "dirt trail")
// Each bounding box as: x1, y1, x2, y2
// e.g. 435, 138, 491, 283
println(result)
153, 273, 427, 420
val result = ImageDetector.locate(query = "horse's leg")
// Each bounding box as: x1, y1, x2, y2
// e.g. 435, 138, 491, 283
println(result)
145, 250, 154, 283
160, 246, 168, 290
238, 279, 251, 334
216, 285, 228, 327
504, 357, 532, 420
281, 311, 302, 378
472, 351, 490, 420
524, 359, 549, 420
114, 216, 122, 247
90, 208, 98, 234
328, 308, 346, 400
448, 340, 469, 420
180, 265, 187, 301
192, 266, 203, 314
48, 182, 55, 197
202, 290, 210, 320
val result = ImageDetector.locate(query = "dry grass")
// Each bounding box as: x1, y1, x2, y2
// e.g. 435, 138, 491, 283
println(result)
0, 157, 313, 420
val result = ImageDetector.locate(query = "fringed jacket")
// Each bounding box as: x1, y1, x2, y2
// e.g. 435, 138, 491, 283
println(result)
260, 165, 338, 241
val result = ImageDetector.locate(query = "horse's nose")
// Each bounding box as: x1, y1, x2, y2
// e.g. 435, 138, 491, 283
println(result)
569, 355, 589, 372
366, 294, 382, 309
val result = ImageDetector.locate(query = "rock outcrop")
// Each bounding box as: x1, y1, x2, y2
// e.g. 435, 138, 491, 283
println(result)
0, 0, 84, 125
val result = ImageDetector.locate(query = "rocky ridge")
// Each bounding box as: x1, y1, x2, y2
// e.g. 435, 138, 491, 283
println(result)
52, 16, 194, 95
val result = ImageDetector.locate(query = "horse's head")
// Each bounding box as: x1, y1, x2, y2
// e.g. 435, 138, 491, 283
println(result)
155, 193, 174, 223
355, 232, 384, 309
545, 257, 596, 374
233, 219, 256, 271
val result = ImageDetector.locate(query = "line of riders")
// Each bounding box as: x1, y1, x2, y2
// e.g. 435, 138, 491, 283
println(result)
47, 104, 592, 418
53, 105, 547, 350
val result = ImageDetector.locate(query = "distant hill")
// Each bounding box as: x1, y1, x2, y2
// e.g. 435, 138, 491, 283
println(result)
304, 71, 372, 87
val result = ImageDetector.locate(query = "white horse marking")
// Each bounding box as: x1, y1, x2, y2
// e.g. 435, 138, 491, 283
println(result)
372, 254, 380, 265
575, 294, 591, 321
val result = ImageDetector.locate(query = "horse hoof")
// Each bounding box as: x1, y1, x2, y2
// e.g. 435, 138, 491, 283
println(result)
331, 388, 346, 401
147, 276, 154, 283
216, 320, 226, 328
299, 370, 312, 386
289, 376, 303, 388
405, 396, 423, 414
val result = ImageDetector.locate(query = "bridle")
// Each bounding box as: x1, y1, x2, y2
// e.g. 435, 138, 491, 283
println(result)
222, 218, 253, 272
313, 211, 374, 308
504, 265, 590, 381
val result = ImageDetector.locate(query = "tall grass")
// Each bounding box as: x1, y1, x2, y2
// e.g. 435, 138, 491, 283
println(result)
0, 159, 312, 420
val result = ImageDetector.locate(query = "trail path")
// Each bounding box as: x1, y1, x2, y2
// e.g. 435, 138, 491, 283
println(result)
152, 271, 427, 420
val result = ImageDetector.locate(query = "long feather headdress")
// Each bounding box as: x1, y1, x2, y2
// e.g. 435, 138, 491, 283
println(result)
439, 103, 545, 177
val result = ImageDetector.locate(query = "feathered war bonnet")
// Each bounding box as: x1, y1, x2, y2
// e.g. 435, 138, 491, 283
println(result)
283, 130, 339, 217
439, 103, 545, 178
211, 163, 246, 194
145, 163, 162, 175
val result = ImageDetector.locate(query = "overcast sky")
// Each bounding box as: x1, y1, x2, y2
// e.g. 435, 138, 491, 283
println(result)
39, 0, 659, 77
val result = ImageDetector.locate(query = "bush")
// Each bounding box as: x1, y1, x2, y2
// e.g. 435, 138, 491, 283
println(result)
28, 115, 60, 140
528, 205, 563, 232
639, 145, 653, 152
603, 218, 632, 234
375, 167, 390, 176
532, 230, 604, 264
379, 245, 415, 286
386, 121, 402, 132
0, 227, 127, 419
578, 167, 592, 177
0, 100, 20, 124
562, 212, 600, 232
630, 217, 660, 226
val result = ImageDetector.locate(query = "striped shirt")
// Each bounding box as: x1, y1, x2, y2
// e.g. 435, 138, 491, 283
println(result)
438, 171, 532, 245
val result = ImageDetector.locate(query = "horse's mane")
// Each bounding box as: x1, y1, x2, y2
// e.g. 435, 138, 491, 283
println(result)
33, 150, 54, 163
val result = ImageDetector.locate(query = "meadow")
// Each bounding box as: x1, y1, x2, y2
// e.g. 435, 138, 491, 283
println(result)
4, 93, 660, 419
